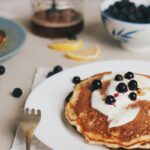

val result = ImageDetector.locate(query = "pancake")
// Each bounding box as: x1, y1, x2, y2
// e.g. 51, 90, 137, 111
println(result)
65, 72, 150, 149
0, 30, 7, 48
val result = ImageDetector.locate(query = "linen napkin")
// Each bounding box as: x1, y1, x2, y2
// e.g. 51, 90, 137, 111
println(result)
11, 67, 58, 150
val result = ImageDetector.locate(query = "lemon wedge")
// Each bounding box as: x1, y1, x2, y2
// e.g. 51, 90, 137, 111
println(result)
48, 39, 83, 51
65, 45, 101, 61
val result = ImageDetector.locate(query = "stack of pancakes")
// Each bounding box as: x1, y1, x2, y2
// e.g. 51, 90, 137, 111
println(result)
65, 72, 150, 149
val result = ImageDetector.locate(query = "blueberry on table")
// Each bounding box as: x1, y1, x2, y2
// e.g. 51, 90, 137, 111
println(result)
129, 92, 137, 101
0, 65, 5, 75
105, 95, 116, 105
116, 83, 128, 93
91, 79, 102, 91
124, 72, 134, 80
12, 88, 23, 98
72, 76, 81, 84
115, 74, 123, 81
128, 80, 138, 91
46, 71, 54, 78
53, 65, 63, 74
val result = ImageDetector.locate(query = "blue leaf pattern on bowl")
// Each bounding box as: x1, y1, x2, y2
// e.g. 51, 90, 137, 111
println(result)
111, 29, 139, 42
101, 13, 140, 43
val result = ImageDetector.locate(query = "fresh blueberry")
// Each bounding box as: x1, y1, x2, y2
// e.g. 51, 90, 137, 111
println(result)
46, 71, 54, 78
105, 95, 116, 105
122, 0, 129, 4
128, 2, 135, 9
12, 88, 23, 98
65, 91, 73, 102
121, 8, 128, 15
53, 65, 63, 73
114, 1, 123, 9
128, 15, 137, 22
128, 80, 138, 91
124, 72, 134, 80
108, 5, 114, 13
129, 92, 137, 101
91, 80, 102, 91
138, 5, 146, 11
0, 65, 5, 75
115, 74, 123, 81
72, 76, 81, 84
116, 83, 128, 93
147, 17, 150, 23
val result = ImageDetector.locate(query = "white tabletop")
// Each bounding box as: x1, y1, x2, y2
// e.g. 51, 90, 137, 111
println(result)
0, 0, 150, 149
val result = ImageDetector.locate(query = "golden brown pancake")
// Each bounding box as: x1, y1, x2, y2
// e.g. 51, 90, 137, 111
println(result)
65, 72, 150, 149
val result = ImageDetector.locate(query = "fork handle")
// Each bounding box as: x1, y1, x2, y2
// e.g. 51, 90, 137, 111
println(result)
25, 132, 32, 150
26, 141, 31, 150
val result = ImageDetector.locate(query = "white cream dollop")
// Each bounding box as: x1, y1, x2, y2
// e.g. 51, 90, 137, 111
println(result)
91, 73, 150, 128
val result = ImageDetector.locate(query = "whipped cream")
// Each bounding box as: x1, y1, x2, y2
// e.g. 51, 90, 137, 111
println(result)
91, 73, 150, 128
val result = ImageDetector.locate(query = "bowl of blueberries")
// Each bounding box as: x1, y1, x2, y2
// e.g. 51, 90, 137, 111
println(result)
101, 0, 150, 52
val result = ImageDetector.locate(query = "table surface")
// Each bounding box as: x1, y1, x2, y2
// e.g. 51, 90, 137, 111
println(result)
1, 0, 150, 149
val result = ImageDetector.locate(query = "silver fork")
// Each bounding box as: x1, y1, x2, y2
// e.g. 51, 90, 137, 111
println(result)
20, 108, 41, 150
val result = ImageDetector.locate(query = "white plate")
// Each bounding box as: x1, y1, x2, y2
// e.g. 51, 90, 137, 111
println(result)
25, 60, 150, 150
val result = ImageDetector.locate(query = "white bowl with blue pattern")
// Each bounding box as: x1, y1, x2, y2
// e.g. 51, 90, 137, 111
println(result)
100, 0, 150, 52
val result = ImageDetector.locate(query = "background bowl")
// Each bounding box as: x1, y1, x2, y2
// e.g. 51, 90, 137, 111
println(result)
100, 0, 150, 52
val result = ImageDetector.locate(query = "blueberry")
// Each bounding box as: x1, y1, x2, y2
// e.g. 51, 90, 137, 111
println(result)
108, 5, 114, 13
114, 1, 123, 9
0, 65, 5, 75
136, 12, 144, 21
138, 5, 146, 11
121, 8, 128, 15
105, 95, 116, 105
129, 92, 137, 101
12, 88, 23, 98
124, 72, 134, 79
147, 6, 150, 14
128, 15, 137, 22
91, 79, 102, 91
72, 76, 81, 84
115, 74, 123, 81
53, 65, 63, 73
116, 83, 128, 93
122, 0, 129, 4
65, 91, 73, 102
111, 7, 119, 17
46, 71, 54, 78
147, 17, 150, 23
128, 80, 138, 91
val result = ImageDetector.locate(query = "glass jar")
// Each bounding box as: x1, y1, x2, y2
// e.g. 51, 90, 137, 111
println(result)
30, 0, 84, 38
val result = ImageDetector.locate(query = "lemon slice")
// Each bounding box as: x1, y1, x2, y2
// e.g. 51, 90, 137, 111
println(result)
48, 39, 83, 51
65, 45, 101, 61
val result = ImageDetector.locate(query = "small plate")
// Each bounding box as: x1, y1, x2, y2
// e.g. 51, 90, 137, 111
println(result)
25, 60, 150, 150
0, 17, 26, 61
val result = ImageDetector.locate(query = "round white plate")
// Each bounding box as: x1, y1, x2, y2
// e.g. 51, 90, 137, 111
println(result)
25, 60, 150, 150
